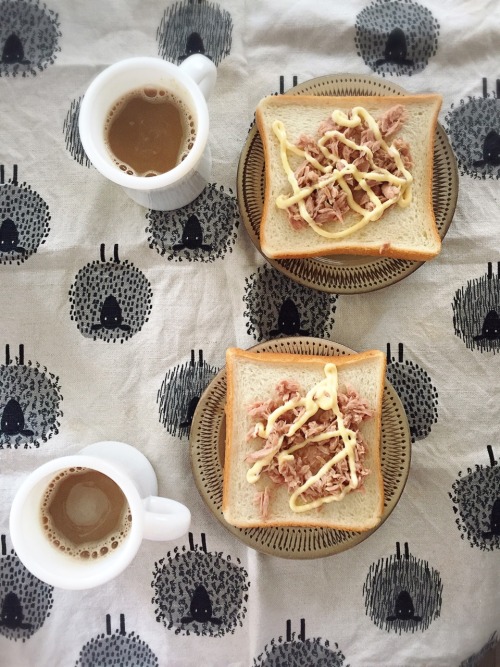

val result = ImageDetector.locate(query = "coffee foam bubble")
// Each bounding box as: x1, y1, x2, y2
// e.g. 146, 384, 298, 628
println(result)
40, 467, 132, 561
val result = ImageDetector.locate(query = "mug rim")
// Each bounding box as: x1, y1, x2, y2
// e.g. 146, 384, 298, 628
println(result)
9, 454, 144, 589
78, 56, 210, 191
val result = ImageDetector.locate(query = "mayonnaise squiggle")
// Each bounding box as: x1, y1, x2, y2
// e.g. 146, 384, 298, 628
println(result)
246, 363, 362, 512
272, 106, 413, 240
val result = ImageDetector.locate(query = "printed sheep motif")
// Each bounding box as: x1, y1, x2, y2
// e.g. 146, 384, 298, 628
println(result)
252, 619, 348, 667
0, 535, 53, 642
243, 264, 337, 341
0, 165, 50, 265
0, 344, 63, 449
69, 244, 153, 343
151, 532, 249, 637
75, 614, 158, 666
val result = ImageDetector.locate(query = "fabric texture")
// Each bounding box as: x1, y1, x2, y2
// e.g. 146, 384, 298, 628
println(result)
0, 0, 499, 665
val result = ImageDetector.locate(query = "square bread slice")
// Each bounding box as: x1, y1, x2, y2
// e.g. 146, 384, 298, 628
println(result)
222, 348, 386, 531
255, 94, 443, 261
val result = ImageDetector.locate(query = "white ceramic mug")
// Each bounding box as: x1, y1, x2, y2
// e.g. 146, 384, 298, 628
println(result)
78, 55, 217, 211
9, 441, 191, 590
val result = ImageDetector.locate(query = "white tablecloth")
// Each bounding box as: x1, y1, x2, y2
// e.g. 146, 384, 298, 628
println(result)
0, 1, 499, 665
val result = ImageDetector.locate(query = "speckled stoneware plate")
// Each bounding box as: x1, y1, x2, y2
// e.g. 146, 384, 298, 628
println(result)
237, 74, 459, 294
189, 337, 411, 559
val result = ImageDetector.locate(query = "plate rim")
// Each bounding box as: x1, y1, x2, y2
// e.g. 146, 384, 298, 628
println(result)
237, 73, 459, 294
189, 336, 412, 559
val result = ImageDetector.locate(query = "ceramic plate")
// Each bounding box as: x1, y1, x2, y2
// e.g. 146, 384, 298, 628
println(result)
237, 74, 459, 294
189, 337, 411, 559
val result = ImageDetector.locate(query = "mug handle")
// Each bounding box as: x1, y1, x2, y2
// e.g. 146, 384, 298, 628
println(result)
179, 54, 217, 99
142, 496, 191, 541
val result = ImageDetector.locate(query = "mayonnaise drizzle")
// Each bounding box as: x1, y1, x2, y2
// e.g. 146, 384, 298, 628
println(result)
272, 106, 413, 239
246, 363, 361, 512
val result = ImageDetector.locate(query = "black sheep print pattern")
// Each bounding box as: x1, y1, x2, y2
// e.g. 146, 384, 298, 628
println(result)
69, 244, 153, 343
0, 166, 50, 266
0, 0, 61, 77
449, 446, 500, 551
63, 97, 92, 168
0, 536, 54, 642
363, 542, 443, 634
243, 265, 337, 341
151, 533, 249, 637
354, 0, 439, 77
445, 79, 500, 180
157, 0, 232, 66
385, 344, 438, 443
453, 262, 500, 354
75, 615, 158, 667
252, 620, 348, 667
146, 184, 239, 262
0, 345, 63, 449
158, 350, 219, 439
459, 633, 498, 667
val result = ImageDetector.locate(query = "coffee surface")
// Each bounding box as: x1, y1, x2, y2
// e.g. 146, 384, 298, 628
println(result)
40, 467, 132, 560
105, 87, 195, 177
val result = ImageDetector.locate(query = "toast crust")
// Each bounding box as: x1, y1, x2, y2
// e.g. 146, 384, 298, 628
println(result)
222, 348, 386, 530
256, 94, 443, 261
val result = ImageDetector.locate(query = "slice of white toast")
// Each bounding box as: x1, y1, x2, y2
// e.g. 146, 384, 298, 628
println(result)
256, 94, 442, 261
222, 348, 386, 531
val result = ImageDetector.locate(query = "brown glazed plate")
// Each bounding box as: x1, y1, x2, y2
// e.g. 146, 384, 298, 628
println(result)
189, 337, 411, 559
236, 74, 459, 294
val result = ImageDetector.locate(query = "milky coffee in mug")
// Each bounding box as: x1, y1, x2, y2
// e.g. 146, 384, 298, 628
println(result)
40, 466, 132, 560
10, 441, 191, 589
78, 56, 217, 211
104, 86, 196, 177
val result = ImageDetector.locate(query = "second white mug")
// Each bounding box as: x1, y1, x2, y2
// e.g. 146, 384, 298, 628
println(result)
9, 441, 191, 590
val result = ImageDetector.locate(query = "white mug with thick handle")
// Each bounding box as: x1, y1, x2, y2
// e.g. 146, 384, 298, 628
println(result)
9, 441, 191, 590
78, 55, 217, 211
